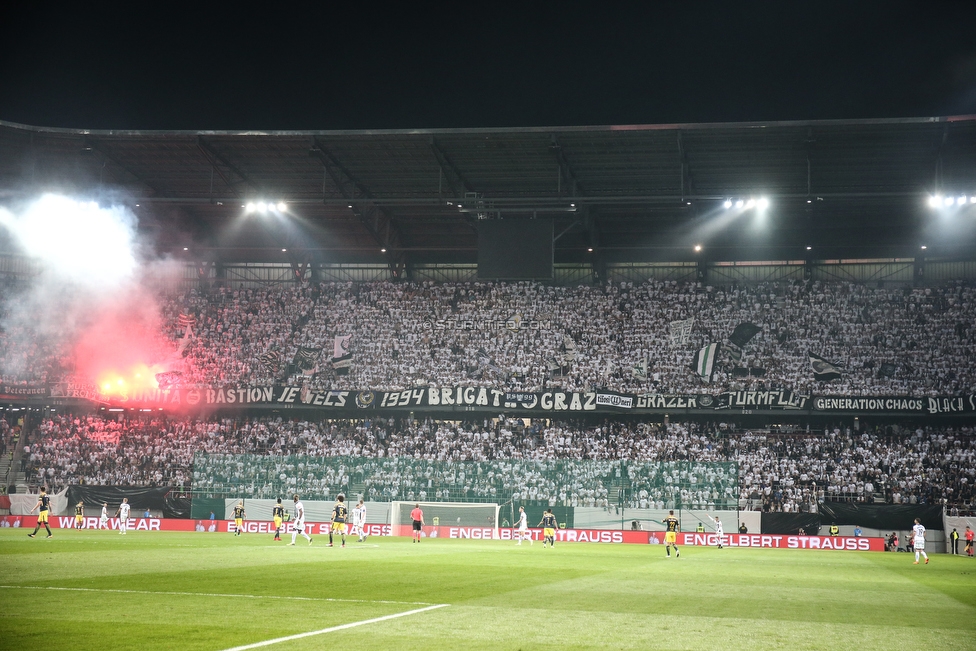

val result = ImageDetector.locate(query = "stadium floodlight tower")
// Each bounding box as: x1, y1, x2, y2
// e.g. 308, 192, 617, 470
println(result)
390, 501, 500, 539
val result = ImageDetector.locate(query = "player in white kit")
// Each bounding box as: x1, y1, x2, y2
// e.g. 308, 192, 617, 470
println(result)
352, 499, 367, 542
99, 503, 109, 529
714, 516, 724, 549
116, 498, 130, 534
289, 494, 313, 545
516, 506, 532, 545
912, 518, 929, 565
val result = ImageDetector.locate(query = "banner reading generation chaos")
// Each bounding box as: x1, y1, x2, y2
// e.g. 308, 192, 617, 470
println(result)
45, 383, 976, 416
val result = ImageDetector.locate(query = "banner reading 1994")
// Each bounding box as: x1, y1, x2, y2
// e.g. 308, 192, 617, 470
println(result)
38, 382, 976, 417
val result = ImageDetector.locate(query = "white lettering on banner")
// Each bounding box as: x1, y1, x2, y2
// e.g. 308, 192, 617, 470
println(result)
595, 394, 634, 409
679, 533, 873, 551
56, 517, 160, 531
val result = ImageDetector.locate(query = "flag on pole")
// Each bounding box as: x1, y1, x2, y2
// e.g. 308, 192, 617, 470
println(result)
692, 343, 719, 382
809, 352, 843, 382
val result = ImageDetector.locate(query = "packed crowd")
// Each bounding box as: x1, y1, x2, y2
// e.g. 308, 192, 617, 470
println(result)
21, 413, 976, 512
3, 278, 976, 396
169, 279, 976, 395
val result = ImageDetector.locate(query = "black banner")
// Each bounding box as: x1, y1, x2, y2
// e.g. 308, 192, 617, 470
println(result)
0, 384, 48, 399
65, 486, 188, 518
30, 383, 976, 417
817, 502, 943, 531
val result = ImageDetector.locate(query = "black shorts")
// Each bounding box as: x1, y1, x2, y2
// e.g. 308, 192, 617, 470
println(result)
412, 520, 422, 531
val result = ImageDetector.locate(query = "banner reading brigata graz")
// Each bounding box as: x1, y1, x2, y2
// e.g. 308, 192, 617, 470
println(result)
46, 383, 976, 416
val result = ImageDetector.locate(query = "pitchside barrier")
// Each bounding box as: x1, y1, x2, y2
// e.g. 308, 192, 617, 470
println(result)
0, 514, 888, 551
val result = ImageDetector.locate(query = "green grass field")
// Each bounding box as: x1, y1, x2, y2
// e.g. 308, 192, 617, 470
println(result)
1, 529, 974, 651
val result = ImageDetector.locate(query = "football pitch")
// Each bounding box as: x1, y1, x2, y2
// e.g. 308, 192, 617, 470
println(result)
1, 530, 974, 651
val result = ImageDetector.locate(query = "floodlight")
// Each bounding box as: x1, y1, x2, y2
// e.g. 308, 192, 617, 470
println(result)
970, 197, 976, 204
694, 244, 702, 252
380, 248, 387, 253
246, 202, 256, 213
944, 197, 954, 207
745, 199, 756, 209
920, 245, 927, 250
257, 202, 268, 213
958, 196, 968, 206
735, 200, 744, 209
276, 202, 287, 212
806, 246, 812, 250
723, 199, 732, 209
756, 197, 769, 211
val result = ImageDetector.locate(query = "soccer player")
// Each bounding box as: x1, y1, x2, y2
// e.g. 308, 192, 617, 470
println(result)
352, 499, 367, 542
289, 494, 312, 546
329, 494, 348, 548
272, 498, 285, 541
99, 502, 109, 529
966, 525, 974, 557
233, 501, 246, 536
75, 501, 85, 530
663, 510, 680, 557
714, 516, 724, 549
116, 498, 131, 534
538, 509, 557, 548
912, 518, 929, 565
515, 506, 532, 545
28, 487, 53, 539
410, 504, 424, 543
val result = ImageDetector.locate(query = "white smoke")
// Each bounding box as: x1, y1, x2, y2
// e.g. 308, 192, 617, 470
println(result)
0, 194, 140, 291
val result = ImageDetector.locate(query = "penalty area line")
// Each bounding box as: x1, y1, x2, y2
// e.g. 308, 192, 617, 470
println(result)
221, 603, 450, 651
0, 585, 433, 606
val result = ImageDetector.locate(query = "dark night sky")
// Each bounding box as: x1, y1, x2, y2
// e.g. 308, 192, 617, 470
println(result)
2, 2, 976, 131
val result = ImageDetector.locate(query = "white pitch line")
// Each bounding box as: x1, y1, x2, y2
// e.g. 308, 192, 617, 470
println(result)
221, 603, 450, 651
0, 585, 432, 606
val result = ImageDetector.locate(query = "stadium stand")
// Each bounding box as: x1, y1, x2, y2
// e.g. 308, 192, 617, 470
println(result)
19, 413, 976, 513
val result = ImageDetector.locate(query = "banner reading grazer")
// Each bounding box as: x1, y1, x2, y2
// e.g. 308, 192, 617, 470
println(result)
0, 516, 884, 551
40, 383, 976, 417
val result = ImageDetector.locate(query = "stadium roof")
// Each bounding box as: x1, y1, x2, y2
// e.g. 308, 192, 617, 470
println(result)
2, 116, 976, 275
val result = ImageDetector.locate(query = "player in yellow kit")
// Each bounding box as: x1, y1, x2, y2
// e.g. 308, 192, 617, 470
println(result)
272, 498, 284, 541
75, 501, 85, 529
28, 487, 53, 539
329, 494, 348, 548
233, 501, 246, 536
663, 510, 680, 558
538, 509, 557, 548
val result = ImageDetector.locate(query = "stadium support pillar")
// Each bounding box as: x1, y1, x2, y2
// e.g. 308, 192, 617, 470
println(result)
308, 139, 409, 280
914, 255, 925, 285
696, 259, 707, 284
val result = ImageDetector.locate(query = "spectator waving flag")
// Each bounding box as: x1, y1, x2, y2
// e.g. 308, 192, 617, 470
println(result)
810, 352, 843, 381
154, 371, 183, 390
877, 362, 898, 379
669, 318, 694, 347
177, 313, 196, 328
692, 343, 719, 382
729, 322, 761, 349
259, 350, 281, 373
293, 346, 321, 371
632, 355, 648, 380
332, 335, 353, 375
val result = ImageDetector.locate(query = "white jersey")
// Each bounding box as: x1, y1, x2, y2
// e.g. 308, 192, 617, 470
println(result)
518, 512, 528, 530
293, 501, 305, 527
119, 503, 130, 519
714, 520, 723, 535
913, 523, 926, 548
353, 505, 366, 525
100, 506, 108, 522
